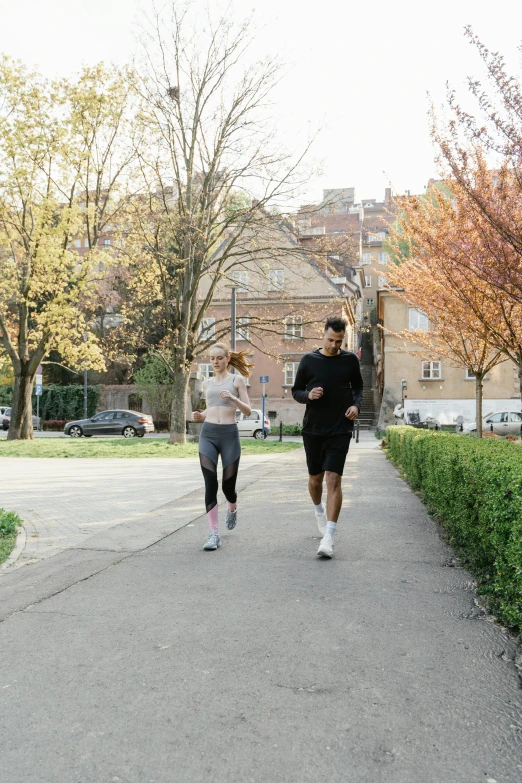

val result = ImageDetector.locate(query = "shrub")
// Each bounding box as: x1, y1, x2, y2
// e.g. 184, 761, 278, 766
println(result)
0, 385, 13, 406
282, 424, 302, 436
39, 385, 100, 421
386, 426, 522, 631
0, 508, 22, 536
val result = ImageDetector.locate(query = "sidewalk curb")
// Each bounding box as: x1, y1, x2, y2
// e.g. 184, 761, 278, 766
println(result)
0, 523, 26, 574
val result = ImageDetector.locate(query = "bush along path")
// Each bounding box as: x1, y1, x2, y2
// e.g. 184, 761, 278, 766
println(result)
0, 508, 23, 565
386, 426, 522, 633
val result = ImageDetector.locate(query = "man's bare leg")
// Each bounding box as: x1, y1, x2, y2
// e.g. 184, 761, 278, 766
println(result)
317, 472, 342, 558
309, 473, 327, 535
325, 471, 342, 522
308, 472, 324, 505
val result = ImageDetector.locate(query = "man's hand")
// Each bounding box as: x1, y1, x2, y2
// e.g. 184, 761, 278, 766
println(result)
308, 387, 324, 401
345, 405, 359, 421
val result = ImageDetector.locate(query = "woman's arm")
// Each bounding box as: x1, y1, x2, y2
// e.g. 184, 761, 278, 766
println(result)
192, 381, 208, 421
234, 376, 252, 416
220, 375, 252, 416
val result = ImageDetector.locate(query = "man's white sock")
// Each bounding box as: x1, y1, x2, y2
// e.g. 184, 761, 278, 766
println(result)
314, 502, 325, 515
326, 521, 337, 539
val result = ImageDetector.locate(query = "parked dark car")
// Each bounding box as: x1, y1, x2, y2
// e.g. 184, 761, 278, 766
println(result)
64, 410, 154, 438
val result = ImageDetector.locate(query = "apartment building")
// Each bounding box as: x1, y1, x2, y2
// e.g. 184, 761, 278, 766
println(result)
195, 222, 361, 425
294, 187, 396, 324
376, 289, 520, 429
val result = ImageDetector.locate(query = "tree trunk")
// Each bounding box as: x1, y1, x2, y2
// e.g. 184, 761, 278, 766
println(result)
169, 366, 190, 445
475, 373, 484, 438
8, 364, 35, 440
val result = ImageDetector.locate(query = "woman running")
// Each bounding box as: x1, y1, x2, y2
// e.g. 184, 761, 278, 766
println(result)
193, 342, 253, 551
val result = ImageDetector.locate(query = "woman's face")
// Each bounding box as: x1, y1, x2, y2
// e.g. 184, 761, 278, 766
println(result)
210, 348, 228, 373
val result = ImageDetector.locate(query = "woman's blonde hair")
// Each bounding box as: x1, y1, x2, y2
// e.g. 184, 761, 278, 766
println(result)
211, 342, 254, 378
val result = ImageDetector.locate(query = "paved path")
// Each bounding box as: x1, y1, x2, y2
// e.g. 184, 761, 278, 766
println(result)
1, 441, 521, 782
0, 453, 281, 567
1, 433, 378, 568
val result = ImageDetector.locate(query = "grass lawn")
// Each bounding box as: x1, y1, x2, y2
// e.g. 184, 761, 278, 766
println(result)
0, 532, 17, 565
0, 437, 302, 458
0, 508, 22, 565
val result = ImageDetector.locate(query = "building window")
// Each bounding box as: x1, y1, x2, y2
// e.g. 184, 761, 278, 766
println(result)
103, 238, 111, 246
200, 317, 216, 340
268, 269, 284, 291
84, 238, 89, 248
75, 239, 81, 248
284, 361, 300, 386
466, 369, 489, 380
409, 308, 429, 331
232, 270, 249, 292
361, 253, 372, 265
377, 231, 386, 241
422, 361, 441, 379
284, 316, 303, 339
237, 317, 250, 341
364, 276, 372, 288
199, 363, 214, 379
378, 252, 388, 265
378, 275, 387, 287
365, 298, 375, 307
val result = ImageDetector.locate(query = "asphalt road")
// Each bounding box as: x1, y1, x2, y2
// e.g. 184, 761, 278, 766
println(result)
0, 444, 521, 782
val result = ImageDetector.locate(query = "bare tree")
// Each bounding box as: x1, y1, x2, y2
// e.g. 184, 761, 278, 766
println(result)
130, 2, 316, 443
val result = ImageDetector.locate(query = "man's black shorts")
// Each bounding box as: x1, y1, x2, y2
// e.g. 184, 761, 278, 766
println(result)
302, 433, 352, 476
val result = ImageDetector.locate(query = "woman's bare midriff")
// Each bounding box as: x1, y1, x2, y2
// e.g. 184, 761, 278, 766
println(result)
204, 405, 238, 424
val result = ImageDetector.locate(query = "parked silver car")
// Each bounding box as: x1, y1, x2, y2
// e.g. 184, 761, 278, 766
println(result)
463, 410, 522, 435
2, 408, 42, 431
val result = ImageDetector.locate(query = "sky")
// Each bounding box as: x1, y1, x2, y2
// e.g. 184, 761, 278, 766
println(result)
0, 0, 520, 204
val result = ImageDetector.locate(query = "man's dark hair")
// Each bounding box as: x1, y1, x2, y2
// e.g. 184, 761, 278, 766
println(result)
324, 316, 347, 333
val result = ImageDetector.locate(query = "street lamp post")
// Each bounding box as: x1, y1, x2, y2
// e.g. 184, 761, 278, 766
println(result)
230, 285, 237, 352
225, 283, 240, 373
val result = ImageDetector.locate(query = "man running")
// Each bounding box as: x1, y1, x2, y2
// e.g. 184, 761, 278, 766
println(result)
292, 316, 363, 558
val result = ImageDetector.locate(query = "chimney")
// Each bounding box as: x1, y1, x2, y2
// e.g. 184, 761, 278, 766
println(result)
384, 187, 391, 203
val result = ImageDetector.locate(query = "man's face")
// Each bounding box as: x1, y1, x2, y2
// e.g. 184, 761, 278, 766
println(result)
323, 328, 345, 356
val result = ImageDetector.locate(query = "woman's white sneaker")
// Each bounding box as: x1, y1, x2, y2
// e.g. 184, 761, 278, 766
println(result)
203, 532, 221, 550
317, 533, 334, 558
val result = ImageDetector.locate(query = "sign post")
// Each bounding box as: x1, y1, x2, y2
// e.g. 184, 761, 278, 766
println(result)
35, 365, 43, 430
260, 376, 269, 438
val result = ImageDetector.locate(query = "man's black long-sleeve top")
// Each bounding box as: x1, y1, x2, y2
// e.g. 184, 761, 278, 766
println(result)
291, 349, 364, 436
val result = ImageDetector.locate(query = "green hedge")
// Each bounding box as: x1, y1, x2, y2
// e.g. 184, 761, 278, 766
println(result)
0, 383, 100, 419
0, 385, 13, 406
386, 426, 522, 630
282, 424, 302, 436
39, 385, 100, 420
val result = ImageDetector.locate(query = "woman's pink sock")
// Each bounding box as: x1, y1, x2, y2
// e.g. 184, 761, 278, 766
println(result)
208, 505, 219, 533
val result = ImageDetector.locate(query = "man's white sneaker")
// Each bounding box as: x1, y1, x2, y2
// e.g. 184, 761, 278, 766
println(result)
317, 533, 334, 558
315, 510, 327, 536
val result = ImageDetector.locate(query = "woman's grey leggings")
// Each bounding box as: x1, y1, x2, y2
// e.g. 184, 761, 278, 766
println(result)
199, 422, 241, 512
